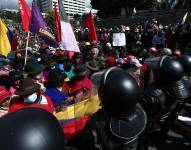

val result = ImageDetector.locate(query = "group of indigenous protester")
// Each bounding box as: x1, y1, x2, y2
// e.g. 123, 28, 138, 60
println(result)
1, 18, 191, 150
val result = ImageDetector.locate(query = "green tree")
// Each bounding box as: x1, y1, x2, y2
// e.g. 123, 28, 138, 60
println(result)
0, 11, 21, 23
91, 0, 121, 18
178, 0, 191, 7
45, 10, 56, 33
91, 0, 160, 18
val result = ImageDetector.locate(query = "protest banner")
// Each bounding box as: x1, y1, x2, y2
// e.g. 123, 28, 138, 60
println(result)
113, 33, 126, 47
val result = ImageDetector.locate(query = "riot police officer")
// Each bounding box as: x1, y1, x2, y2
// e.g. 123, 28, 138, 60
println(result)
176, 55, 191, 92
68, 67, 147, 150
0, 108, 77, 150
140, 56, 190, 147
175, 55, 191, 139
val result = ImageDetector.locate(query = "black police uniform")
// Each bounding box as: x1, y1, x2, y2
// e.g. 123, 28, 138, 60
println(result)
176, 55, 191, 92
140, 56, 190, 146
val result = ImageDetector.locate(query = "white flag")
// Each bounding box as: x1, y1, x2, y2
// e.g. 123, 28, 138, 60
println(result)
60, 21, 80, 52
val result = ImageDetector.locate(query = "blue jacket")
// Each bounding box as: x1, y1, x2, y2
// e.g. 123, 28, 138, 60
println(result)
45, 88, 69, 107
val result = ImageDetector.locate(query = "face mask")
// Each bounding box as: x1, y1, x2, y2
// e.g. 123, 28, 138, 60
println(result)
24, 93, 38, 103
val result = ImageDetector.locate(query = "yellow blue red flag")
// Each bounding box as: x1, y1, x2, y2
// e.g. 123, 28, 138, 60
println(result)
55, 94, 100, 120
55, 94, 100, 139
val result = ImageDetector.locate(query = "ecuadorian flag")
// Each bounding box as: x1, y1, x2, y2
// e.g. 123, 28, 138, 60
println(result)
55, 94, 100, 139
0, 18, 11, 56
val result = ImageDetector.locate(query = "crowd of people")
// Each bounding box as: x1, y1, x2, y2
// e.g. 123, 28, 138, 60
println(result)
1, 19, 191, 150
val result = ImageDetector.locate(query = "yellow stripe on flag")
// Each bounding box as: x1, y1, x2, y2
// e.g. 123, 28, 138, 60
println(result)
55, 94, 100, 120
0, 18, 11, 56
181, 12, 188, 25
183, 12, 188, 22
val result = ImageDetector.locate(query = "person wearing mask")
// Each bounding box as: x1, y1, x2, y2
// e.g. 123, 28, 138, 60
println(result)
9, 77, 55, 113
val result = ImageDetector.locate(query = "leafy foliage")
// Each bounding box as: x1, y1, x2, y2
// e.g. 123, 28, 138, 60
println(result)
91, 0, 177, 18
92, 0, 151, 18
45, 10, 56, 33
0, 11, 20, 23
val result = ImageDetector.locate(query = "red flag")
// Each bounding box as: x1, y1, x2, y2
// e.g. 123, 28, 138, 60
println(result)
54, 1, 62, 42
62, 115, 91, 140
18, 0, 31, 32
85, 11, 97, 42
11, 35, 18, 51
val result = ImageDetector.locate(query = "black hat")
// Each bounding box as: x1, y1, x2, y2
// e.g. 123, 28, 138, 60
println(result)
48, 68, 67, 82
25, 61, 45, 75
86, 60, 100, 72
176, 55, 191, 74
41, 54, 56, 68
15, 77, 40, 96
9, 71, 23, 83
0, 108, 65, 150
157, 56, 184, 83
74, 64, 88, 77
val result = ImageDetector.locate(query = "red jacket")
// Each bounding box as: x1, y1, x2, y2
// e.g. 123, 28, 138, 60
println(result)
9, 94, 55, 113
107, 56, 116, 67
140, 64, 152, 89
140, 64, 156, 89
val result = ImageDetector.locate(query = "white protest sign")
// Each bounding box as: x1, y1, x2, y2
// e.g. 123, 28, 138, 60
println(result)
113, 33, 126, 46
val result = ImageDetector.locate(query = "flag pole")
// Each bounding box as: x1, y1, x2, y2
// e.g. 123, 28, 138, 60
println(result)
24, 31, 30, 69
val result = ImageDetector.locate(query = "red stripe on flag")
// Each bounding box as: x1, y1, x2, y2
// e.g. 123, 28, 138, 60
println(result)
62, 115, 91, 139
54, 1, 62, 42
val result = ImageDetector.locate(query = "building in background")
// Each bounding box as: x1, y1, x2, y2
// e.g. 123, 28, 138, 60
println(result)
63, 0, 86, 17
38, 0, 85, 17
37, 0, 52, 13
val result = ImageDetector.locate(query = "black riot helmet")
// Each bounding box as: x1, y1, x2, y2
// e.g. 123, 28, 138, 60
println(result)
176, 55, 191, 74
98, 67, 140, 116
0, 108, 65, 150
157, 56, 184, 83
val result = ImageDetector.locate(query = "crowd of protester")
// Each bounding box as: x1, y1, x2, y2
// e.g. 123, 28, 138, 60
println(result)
1, 19, 191, 150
